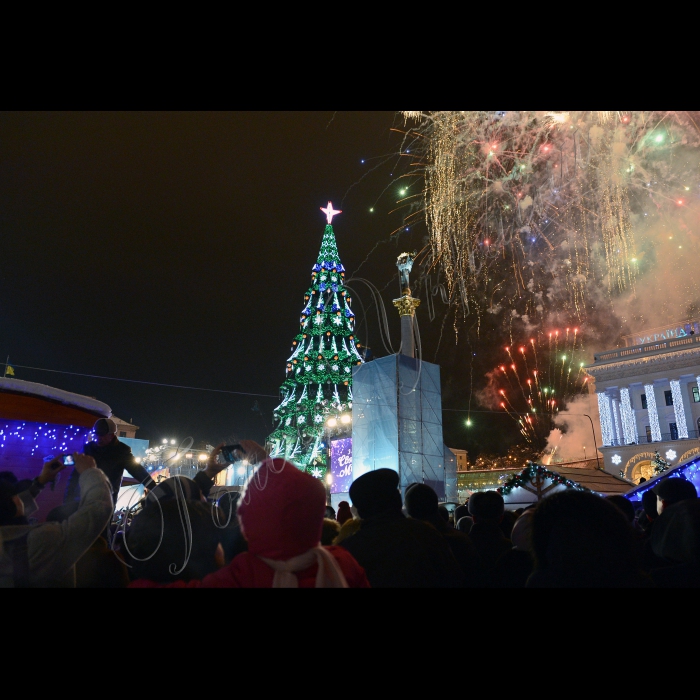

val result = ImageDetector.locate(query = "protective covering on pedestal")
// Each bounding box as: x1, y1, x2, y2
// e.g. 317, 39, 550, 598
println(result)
351, 354, 456, 500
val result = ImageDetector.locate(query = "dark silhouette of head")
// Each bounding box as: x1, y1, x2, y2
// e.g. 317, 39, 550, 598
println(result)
529, 490, 645, 587
654, 477, 697, 514
454, 504, 469, 524
349, 469, 401, 519
651, 498, 700, 564
145, 475, 204, 507
404, 483, 439, 520
336, 500, 353, 525
468, 491, 505, 525
455, 516, 473, 534
606, 495, 636, 524
214, 490, 240, 524
127, 499, 222, 583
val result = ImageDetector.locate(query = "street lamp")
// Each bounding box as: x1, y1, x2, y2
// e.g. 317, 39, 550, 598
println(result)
581, 414, 601, 470
325, 472, 333, 507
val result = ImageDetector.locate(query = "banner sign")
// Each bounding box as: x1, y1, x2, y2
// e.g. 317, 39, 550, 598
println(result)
330, 437, 353, 494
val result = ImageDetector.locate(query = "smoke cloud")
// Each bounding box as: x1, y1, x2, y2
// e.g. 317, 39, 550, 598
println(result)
541, 394, 602, 464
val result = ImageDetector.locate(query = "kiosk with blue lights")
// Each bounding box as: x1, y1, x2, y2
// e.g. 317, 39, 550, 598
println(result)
624, 453, 700, 506
0, 377, 112, 521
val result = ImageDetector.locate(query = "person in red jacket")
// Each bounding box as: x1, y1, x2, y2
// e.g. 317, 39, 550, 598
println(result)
130, 447, 370, 588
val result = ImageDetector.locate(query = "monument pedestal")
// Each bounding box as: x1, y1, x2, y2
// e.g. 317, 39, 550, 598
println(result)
351, 354, 457, 500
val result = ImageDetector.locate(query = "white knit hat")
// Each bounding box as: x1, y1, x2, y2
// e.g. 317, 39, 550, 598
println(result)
94, 417, 117, 435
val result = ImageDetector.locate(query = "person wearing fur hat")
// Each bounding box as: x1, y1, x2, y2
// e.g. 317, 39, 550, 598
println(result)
130, 443, 370, 588
64, 417, 156, 508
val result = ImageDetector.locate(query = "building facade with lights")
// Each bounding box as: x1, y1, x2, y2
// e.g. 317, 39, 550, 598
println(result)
585, 323, 700, 483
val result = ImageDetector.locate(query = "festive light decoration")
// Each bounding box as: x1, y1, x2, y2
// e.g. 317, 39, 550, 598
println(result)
611, 396, 622, 445
497, 461, 589, 496
612, 454, 622, 465
626, 456, 700, 504
620, 388, 637, 444
320, 201, 341, 224
597, 392, 613, 447
644, 383, 662, 442
268, 207, 362, 478
0, 420, 92, 458
652, 450, 671, 474
670, 380, 689, 438
665, 449, 677, 461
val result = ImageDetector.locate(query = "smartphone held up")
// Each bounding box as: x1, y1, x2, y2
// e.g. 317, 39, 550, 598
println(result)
220, 444, 246, 465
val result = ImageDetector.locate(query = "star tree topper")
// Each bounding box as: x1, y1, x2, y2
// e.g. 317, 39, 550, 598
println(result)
320, 201, 342, 224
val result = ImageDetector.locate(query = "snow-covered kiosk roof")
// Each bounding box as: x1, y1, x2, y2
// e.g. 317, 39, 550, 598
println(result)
0, 377, 111, 426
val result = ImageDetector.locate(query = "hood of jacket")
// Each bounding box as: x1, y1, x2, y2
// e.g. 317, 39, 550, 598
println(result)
236, 458, 326, 560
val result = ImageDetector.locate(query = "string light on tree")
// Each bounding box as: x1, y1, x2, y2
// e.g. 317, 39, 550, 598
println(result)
652, 450, 671, 474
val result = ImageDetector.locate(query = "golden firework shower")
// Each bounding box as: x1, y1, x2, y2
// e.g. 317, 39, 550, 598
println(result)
401, 111, 700, 341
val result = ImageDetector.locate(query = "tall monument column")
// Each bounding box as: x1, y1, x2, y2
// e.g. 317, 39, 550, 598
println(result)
352, 248, 456, 501
393, 252, 420, 358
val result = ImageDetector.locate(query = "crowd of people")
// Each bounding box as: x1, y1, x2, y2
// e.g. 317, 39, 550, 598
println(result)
1, 418, 699, 588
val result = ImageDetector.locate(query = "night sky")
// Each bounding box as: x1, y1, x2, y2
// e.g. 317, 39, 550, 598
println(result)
0, 111, 516, 455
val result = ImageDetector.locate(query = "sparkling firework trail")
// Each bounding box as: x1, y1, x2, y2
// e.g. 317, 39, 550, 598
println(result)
480, 328, 589, 450
400, 110, 700, 344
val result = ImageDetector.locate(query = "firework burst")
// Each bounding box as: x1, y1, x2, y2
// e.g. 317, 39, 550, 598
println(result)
479, 328, 589, 450
398, 111, 700, 341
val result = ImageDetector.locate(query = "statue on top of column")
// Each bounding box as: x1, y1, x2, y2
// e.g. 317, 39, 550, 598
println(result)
397, 252, 416, 296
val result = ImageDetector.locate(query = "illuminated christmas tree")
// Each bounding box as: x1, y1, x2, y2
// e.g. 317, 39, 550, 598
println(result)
268, 203, 364, 478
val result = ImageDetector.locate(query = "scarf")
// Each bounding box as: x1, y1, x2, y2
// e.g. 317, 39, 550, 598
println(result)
259, 545, 349, 588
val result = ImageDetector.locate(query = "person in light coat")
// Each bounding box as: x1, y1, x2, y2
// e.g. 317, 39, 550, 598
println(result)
0, 453, 113, 587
